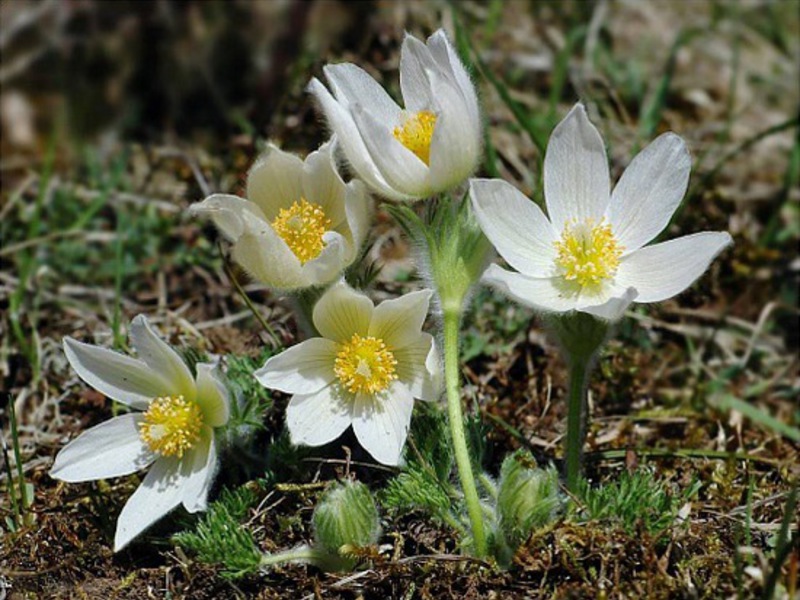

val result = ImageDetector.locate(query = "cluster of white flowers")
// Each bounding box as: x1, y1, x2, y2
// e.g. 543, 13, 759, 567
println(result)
51, 28, 731, 553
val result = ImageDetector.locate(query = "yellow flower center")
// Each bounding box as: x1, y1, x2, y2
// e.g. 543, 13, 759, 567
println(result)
393, 110, 437, 165
139, 395, 203, 458
334, 334, 398, 395
554, 219, 624, 288
271, 198, 332, 265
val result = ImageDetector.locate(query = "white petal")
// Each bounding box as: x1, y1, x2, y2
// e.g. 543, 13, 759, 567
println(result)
393, 333, 442, 402
300, 230, 350, 287
302, 139, 347, 229
114, 456, 184, 551
323, 63, 401, 124
615, 232, 733, 303
544, 104, 610, 231
368, 289, 432, 350
399, 33, 434, 111
285, 385, 352, 447
129, 315, 195, 401
427, 70, 480, 193
579, 287, 638, 321
63, 337, 169, 411
607, 133, 691, 253
195, 362, 230, 428
343, 178, 372, 252
470, 178, 558, 277
481, 264, 579, 313
50, 414, 154, 482
230, 220, 307, 290
352, 381, 414, 466
351, 104, 431, 199
189, 194, 267, 241
308, 78, 401, 200
312, 282, 374, 343
426, 29, 481, 126
246, 144, 304, 220
254, 338, 338, 394
180, 429, 216, 513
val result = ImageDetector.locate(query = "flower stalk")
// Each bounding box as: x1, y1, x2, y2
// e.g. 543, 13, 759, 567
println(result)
443, 308, 487, 557
564, 356, 590, 492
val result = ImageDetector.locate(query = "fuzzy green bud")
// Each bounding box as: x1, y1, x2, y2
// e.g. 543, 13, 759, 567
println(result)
313, 480, 381, 560
497, 450, 561, 552
546, 311, 609, 362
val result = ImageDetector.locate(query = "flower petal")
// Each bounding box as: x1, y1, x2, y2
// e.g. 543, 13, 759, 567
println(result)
180, 429, 216, 513
426, 29, 481, 126
129, 315, 195, 401
544, 104, 610, 231
189, 194, 267, 241
615, 231, 733, 303
255, 338, 338, 395
470, 178, 558, 277
399, 33, 434, 111
300, 230, 350, 287
351, 104, 431, 199
63, 337, 168, 410
195, 362, 230, 428
230, 220, 307, 290
302, 139, 347, 229
393, 332, 442, 401
368, 289, 432, 350
246, 144, 304, 220
50, 414, 154, 482
579, 287, 638, 321
285, 385, 352, 447
323, 63, 401, 124
352, 381, 414, 466
308, 78, 401, 200
607, 132, 691, 253
312, 282, 374, 343
481, 264, 579, 313
114, 456, 184, 551
343, 178, 372, 251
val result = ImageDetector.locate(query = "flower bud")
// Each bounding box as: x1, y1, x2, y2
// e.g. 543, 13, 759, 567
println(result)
313, 480, 381, 560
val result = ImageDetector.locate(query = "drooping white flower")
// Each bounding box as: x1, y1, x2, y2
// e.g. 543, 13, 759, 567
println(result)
50, 315, 230, 551
255, 282, 441, 466
308, 29, 481, 201
190, 139, 372, 290
471, 103, 733, 320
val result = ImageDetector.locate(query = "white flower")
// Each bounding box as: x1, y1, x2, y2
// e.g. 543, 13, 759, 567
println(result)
190, 139, 371, 290
308, 29, 481, 201
50, 315, 230, 551
471, 104, 733, 320
255, 282, 441, 465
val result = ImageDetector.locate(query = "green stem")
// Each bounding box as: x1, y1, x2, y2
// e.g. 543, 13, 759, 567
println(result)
443, 308, 487, 557
259, 545, 323, 568
565, 357, 590, 493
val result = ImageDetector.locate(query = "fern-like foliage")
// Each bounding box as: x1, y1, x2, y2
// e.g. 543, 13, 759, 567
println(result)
172, 486, 262, 580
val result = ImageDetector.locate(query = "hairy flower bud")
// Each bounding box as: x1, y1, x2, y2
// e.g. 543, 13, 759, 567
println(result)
313, 480, 381, 563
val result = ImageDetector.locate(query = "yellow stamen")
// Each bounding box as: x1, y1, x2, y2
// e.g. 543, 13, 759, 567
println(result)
139, 395, 203, 458
271, 198, 332, 264
554, 219, 623, 288
334, 334, 398, 395
393, 111, 437, 165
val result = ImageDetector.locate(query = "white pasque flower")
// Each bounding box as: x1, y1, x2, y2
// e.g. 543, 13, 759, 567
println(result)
190, 139, 371, 290
255, 282, 441, 466
471, 104, 733, 320
308, 29, 481, 201
50, 315, 230, 551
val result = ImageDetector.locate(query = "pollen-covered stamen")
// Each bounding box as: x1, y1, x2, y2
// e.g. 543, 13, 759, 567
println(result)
554, 219, 624, 288
393, 110, 437, 165
271, 198, 332, 264
334, 334, 398, 395
139, 395, 203, 458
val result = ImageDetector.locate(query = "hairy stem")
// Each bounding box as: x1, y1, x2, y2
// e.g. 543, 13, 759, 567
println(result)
443, 308, 487, 557
259, 545, 323, 569
565, 357, 590, 492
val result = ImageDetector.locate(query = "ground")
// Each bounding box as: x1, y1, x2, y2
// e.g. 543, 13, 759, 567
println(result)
1, 1, 798, 599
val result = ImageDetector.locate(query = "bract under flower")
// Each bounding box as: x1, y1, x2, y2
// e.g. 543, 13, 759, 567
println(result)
50, 315, 230, 551
308, 29, 481, 201
471, 103, 733, 321
190, 139, 372, 290
255, 282, 442, 465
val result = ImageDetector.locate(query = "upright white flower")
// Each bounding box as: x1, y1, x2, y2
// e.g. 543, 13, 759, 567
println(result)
471, 104, 733, 320
255, 283, 441, 465
50, 315, 230, 551
190, 139, 371, 290
308, 29, 481, 201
